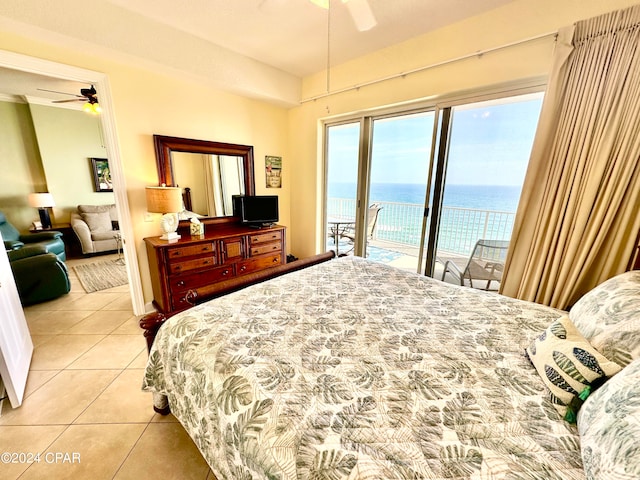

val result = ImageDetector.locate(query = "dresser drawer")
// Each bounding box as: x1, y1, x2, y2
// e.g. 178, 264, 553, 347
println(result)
167, 242, 215, 259
237, 253, 282, 275
169, 265, 235, 292
249, 231, 282, 245
169, 256, 217, 274
250, 241, 282, 256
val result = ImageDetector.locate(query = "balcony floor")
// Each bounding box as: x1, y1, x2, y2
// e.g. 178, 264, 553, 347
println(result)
329, 238, 501, 292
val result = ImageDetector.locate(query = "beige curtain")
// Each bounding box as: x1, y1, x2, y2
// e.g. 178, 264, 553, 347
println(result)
500, 5, 640, 310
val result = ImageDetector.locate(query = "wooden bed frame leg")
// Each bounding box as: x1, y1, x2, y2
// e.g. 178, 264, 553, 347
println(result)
152, 393, 171, 415
140, 312, 172, 415
139, 311, 169, 353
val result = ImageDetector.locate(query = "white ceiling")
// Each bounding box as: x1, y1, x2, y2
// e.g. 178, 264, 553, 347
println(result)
0, 0, 517, 104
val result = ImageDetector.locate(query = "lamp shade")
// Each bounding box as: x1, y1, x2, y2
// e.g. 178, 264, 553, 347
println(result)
28, 192, 55, 208
145, 186, 183, 213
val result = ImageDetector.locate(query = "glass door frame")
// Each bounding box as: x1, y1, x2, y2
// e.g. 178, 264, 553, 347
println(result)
320, 78, 547, 273
423, 86, 547, 277
323, 107, 435, 262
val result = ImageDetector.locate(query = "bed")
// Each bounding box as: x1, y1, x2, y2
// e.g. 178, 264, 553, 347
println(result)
142, 255, 640, 479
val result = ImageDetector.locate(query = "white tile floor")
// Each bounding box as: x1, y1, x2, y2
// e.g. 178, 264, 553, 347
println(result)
0, 254, 216, 479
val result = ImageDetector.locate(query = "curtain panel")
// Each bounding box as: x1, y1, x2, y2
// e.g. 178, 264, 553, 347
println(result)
501, 5, 640, 309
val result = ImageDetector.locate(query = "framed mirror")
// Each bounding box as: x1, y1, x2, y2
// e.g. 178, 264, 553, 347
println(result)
153, 135, 255, 226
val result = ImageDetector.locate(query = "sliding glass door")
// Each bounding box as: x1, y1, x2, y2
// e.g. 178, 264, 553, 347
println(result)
427, 92, 544, 286
325, 122, 361, 257
325, 112, 434, 268
366, 112, 434, 269
324, 87, 544, 287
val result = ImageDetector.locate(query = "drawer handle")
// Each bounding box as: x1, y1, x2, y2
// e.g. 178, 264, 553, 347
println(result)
202, 246, 209, 251
177, 280, 185, 287
203, 260, 211, 265
174, 266, 182, 271
239, 265, 247, 272
272, 257, 279, 263
272, 245, 278, 250
222, 269, 229, 276
185, 290, 198, 305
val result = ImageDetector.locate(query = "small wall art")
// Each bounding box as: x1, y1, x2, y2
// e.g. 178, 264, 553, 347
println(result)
90, 158, 113, 192
265, 155, 282, 188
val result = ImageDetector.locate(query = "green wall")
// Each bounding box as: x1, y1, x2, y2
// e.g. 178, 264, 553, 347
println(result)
0, 100, 110, 231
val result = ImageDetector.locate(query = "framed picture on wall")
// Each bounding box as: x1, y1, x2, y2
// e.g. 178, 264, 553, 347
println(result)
90, 158, 113, 192
265, 155, 282, 188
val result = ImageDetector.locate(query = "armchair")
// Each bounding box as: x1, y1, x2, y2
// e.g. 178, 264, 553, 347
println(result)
0, 211, 66, 261
8, 245, 71, 305
70, 204, 120, 255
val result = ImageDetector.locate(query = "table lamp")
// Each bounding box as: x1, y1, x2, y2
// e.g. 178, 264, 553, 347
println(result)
145, 186, 183, 241
28, 192, 55, 229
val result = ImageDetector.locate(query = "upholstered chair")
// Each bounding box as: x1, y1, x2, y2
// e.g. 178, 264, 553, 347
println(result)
0, 211, 66, 261
8, 246, 71, 305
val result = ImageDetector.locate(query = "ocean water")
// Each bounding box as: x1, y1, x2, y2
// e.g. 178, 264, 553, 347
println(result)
329, 182, 522, 212
328, 182, 521, 253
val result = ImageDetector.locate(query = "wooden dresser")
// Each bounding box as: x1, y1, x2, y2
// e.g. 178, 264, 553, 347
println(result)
145, 224, 285, 314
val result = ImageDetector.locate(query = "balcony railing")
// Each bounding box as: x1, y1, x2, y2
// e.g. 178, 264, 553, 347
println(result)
327, 197, 516, 257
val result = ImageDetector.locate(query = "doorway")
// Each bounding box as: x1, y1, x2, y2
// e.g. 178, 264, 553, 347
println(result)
0, 49, 144, 314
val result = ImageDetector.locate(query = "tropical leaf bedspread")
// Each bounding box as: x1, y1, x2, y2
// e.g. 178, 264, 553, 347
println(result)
143, 256, 586, 479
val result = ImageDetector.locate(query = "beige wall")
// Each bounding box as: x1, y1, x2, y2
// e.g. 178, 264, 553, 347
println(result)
0, 29, 290, 305
288, 0, 640, 258
1, 0, 636, 305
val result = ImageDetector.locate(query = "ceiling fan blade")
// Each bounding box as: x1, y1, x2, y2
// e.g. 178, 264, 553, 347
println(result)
343, 0, 376, 31
52, 98, 84, 103
37, 87, 83, 98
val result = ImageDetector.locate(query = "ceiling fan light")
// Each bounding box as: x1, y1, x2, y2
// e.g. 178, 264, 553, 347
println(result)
83, 100, 101, 115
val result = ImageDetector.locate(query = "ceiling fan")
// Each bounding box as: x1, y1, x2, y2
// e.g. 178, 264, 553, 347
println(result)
310, 0, 377, 31
38, 85, 97, 103
37, 85, 102, 114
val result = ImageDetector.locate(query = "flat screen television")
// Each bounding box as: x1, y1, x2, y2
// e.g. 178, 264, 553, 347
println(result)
233, 195, 279, 227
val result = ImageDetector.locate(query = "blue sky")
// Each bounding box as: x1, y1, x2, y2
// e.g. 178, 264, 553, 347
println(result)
327, 94, 544, 187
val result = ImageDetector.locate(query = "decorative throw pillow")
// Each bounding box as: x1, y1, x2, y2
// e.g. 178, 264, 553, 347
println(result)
525, 315, 622, 421
81, 211, 112, 233
578, 358, 640, 479
569, 270, 640, 367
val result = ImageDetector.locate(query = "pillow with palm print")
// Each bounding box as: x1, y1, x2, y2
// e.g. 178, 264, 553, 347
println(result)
526, 315, 623, 421
577, 358, 640, 479
569, 270, 640, 368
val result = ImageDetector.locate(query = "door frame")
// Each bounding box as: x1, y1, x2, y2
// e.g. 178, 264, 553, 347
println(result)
0, 49, 144, 315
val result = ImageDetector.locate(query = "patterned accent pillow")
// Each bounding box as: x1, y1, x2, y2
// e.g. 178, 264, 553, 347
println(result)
578, 358, 640, 479
569, 271, 640, 367
526, 315, 622, 420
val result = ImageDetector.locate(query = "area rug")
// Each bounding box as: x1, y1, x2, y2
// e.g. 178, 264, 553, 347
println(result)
72, 260, 128, 293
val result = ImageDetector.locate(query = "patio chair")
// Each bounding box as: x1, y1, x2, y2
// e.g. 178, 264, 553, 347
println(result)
339, 204, 383, 252
438, 239, 510, 290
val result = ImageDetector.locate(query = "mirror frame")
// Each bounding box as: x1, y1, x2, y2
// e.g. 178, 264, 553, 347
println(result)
153, 134, 255, 226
